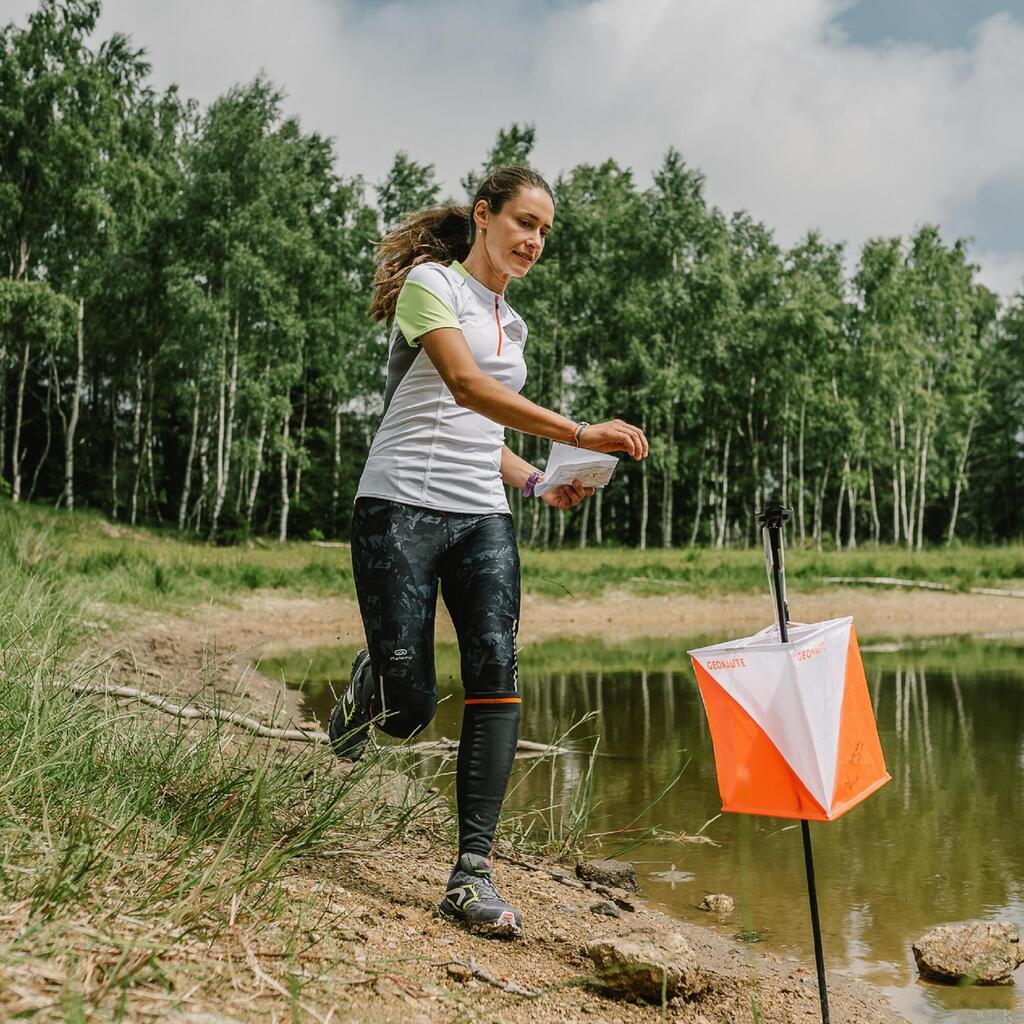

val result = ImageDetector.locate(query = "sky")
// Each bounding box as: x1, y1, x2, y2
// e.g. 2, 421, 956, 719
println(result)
4, 0, 1024, 297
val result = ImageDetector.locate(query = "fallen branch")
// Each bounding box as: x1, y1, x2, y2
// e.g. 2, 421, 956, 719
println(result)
822, 576, 1024, 599
71, 683, 329, 742
436, 956, 541, 997
409, 737, 571, 757
73, 683, 569, 754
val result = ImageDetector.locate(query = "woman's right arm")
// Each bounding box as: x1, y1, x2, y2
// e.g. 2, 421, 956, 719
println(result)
419, 327, 649, 460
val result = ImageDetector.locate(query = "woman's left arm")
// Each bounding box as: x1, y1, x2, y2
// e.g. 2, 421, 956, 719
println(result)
500, 445, 594, 510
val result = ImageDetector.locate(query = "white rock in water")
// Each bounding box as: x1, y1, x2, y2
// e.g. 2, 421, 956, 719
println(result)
912, 921, 1024, 986
698, 893, 735, 918
585, 927, 707, 1002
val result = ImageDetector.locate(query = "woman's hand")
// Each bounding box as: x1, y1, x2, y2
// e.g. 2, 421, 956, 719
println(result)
579, 420, 649, 460
541, 478, 595, 511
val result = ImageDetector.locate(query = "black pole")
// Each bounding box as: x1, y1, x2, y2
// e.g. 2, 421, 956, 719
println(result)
756, 503, 831, 1024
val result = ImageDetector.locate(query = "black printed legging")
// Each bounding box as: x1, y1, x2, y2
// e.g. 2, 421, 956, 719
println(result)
350, 497, 521, 858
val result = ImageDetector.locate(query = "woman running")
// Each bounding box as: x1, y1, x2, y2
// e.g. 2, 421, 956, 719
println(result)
329, 165, 649, 936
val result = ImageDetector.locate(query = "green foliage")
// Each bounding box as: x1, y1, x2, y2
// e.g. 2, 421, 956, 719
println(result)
0, 4, 1022, 549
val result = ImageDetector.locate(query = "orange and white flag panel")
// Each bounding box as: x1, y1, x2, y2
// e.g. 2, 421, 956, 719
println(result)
688, 617, 890, 821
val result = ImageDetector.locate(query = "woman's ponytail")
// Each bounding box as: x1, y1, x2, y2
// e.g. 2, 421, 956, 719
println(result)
369, 205, 470, 323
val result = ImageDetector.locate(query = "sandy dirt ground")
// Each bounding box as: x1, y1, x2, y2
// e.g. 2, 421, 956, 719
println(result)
82, 586, 1024, 1023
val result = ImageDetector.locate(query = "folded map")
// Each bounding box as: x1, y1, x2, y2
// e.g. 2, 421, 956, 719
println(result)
534, 442, 619, 497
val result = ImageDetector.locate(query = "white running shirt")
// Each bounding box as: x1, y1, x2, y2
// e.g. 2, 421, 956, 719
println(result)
356, 260, 528, 514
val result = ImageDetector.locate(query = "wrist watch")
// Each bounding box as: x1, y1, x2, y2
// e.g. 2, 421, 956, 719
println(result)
572, 421, 590, 448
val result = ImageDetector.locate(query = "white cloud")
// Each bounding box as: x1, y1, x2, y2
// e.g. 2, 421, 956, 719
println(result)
3, 0, 1024, 296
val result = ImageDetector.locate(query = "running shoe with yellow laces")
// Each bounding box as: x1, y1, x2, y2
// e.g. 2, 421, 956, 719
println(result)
327, 648, 375, 761
439, 854, 523, 937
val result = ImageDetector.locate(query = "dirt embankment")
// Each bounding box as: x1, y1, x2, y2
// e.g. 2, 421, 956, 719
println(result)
86, 586, 1018, 1023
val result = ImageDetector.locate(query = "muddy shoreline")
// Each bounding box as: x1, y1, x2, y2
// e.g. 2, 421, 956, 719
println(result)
88, 586, 1024, 1023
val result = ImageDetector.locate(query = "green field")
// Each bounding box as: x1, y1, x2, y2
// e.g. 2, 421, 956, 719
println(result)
4, 503, 1023, 628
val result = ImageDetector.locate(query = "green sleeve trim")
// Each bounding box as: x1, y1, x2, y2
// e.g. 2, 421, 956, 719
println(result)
395, 279, 459, 346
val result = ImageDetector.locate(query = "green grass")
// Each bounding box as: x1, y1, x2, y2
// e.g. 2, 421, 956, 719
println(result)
4, 502, 1023, 624
0, 508, 449, 1020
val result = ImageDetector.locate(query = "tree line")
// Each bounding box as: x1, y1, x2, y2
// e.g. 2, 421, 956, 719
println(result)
3, 1, 1022, 548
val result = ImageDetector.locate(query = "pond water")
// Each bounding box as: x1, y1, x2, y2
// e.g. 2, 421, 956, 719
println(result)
269, 634, 1024, 1024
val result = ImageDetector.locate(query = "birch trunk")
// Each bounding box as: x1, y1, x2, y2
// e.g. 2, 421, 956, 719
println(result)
897, 403, 911, 548
10, 340, 30, 502
28, 358, 54, 502
193, 416, 210, 533
246, 407, 268, 525
847, 456, 859, 549
278, 408, 291, 543
210, 317, 239, 540
62, 296, 85, 510
715, 430, 731, 549
946, 413, 977, 545
797, 402, 806, 543
578, 498, 590, 549
868, 462, 881, 544
0, 327, 7, 482
907, 418, 922, 551
835, 467, 846, 552
143, 363, 159, 523
661, 409, 675, 547
915, 421, 930, 552
594, 489, 603, 546
331, 396, 342, 532
110, 386, 119, 519
689, 456, 704, 547
293, 371, 308, 504
178, 381, 201, 531
813, 466, 831, 552
638, 457, 649, 550
556, 508, 566, 547
129, 356, 145, 525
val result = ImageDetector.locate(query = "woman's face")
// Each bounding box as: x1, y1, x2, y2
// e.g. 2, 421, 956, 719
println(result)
474, 186, 554, 280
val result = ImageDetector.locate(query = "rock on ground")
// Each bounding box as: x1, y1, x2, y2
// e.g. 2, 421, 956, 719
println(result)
912, 921, 1024, 985
585, 927, 707, 1002
576, 858, 640, 892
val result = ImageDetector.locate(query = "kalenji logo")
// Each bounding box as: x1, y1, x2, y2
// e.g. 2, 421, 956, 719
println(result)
706, 657, 746, 670
393, 648, 410, 659
796, 639, 826, 662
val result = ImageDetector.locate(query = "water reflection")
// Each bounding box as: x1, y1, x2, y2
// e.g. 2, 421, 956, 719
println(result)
279, 639, 1024, 1024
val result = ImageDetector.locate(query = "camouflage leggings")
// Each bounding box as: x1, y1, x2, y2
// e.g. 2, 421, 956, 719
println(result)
350, 498, 521, 857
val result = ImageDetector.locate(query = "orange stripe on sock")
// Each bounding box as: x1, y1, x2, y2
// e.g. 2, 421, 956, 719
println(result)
464, 697, 522, 705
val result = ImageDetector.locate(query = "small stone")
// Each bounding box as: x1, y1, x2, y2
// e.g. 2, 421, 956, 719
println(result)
576, 858, 640, 892
912, 921, 1024, 985
590, 900, 621, 918
586, 927, 706, 1002
446, 962, 472, 982
698, 893, 735, 918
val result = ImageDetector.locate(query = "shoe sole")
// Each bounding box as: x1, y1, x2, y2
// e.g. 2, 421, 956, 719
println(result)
438, 901, 523, 938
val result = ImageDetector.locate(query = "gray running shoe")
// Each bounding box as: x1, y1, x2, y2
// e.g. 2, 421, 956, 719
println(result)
439, 853, 523, 937
327, 648, 375, 761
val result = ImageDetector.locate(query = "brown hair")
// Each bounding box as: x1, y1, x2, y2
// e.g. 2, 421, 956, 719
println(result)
369, 166, 554, 323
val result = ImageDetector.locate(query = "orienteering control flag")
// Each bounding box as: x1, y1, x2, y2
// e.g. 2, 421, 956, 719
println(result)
688, 617, 890, 821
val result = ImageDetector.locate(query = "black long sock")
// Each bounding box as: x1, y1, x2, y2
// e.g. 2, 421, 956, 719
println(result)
455, 698, 521, 858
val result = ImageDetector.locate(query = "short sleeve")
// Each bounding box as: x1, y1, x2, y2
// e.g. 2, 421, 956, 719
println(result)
395, 264, 460, 346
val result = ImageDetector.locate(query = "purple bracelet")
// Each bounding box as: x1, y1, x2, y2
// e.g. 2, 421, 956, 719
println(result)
523, 471, 543, 497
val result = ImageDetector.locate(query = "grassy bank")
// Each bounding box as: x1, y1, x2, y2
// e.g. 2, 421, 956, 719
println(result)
0, 510, 452, 1020
4, 503, 1023, 622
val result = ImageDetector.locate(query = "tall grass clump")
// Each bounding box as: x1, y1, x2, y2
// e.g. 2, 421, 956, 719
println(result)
0, 508, 444, 1019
